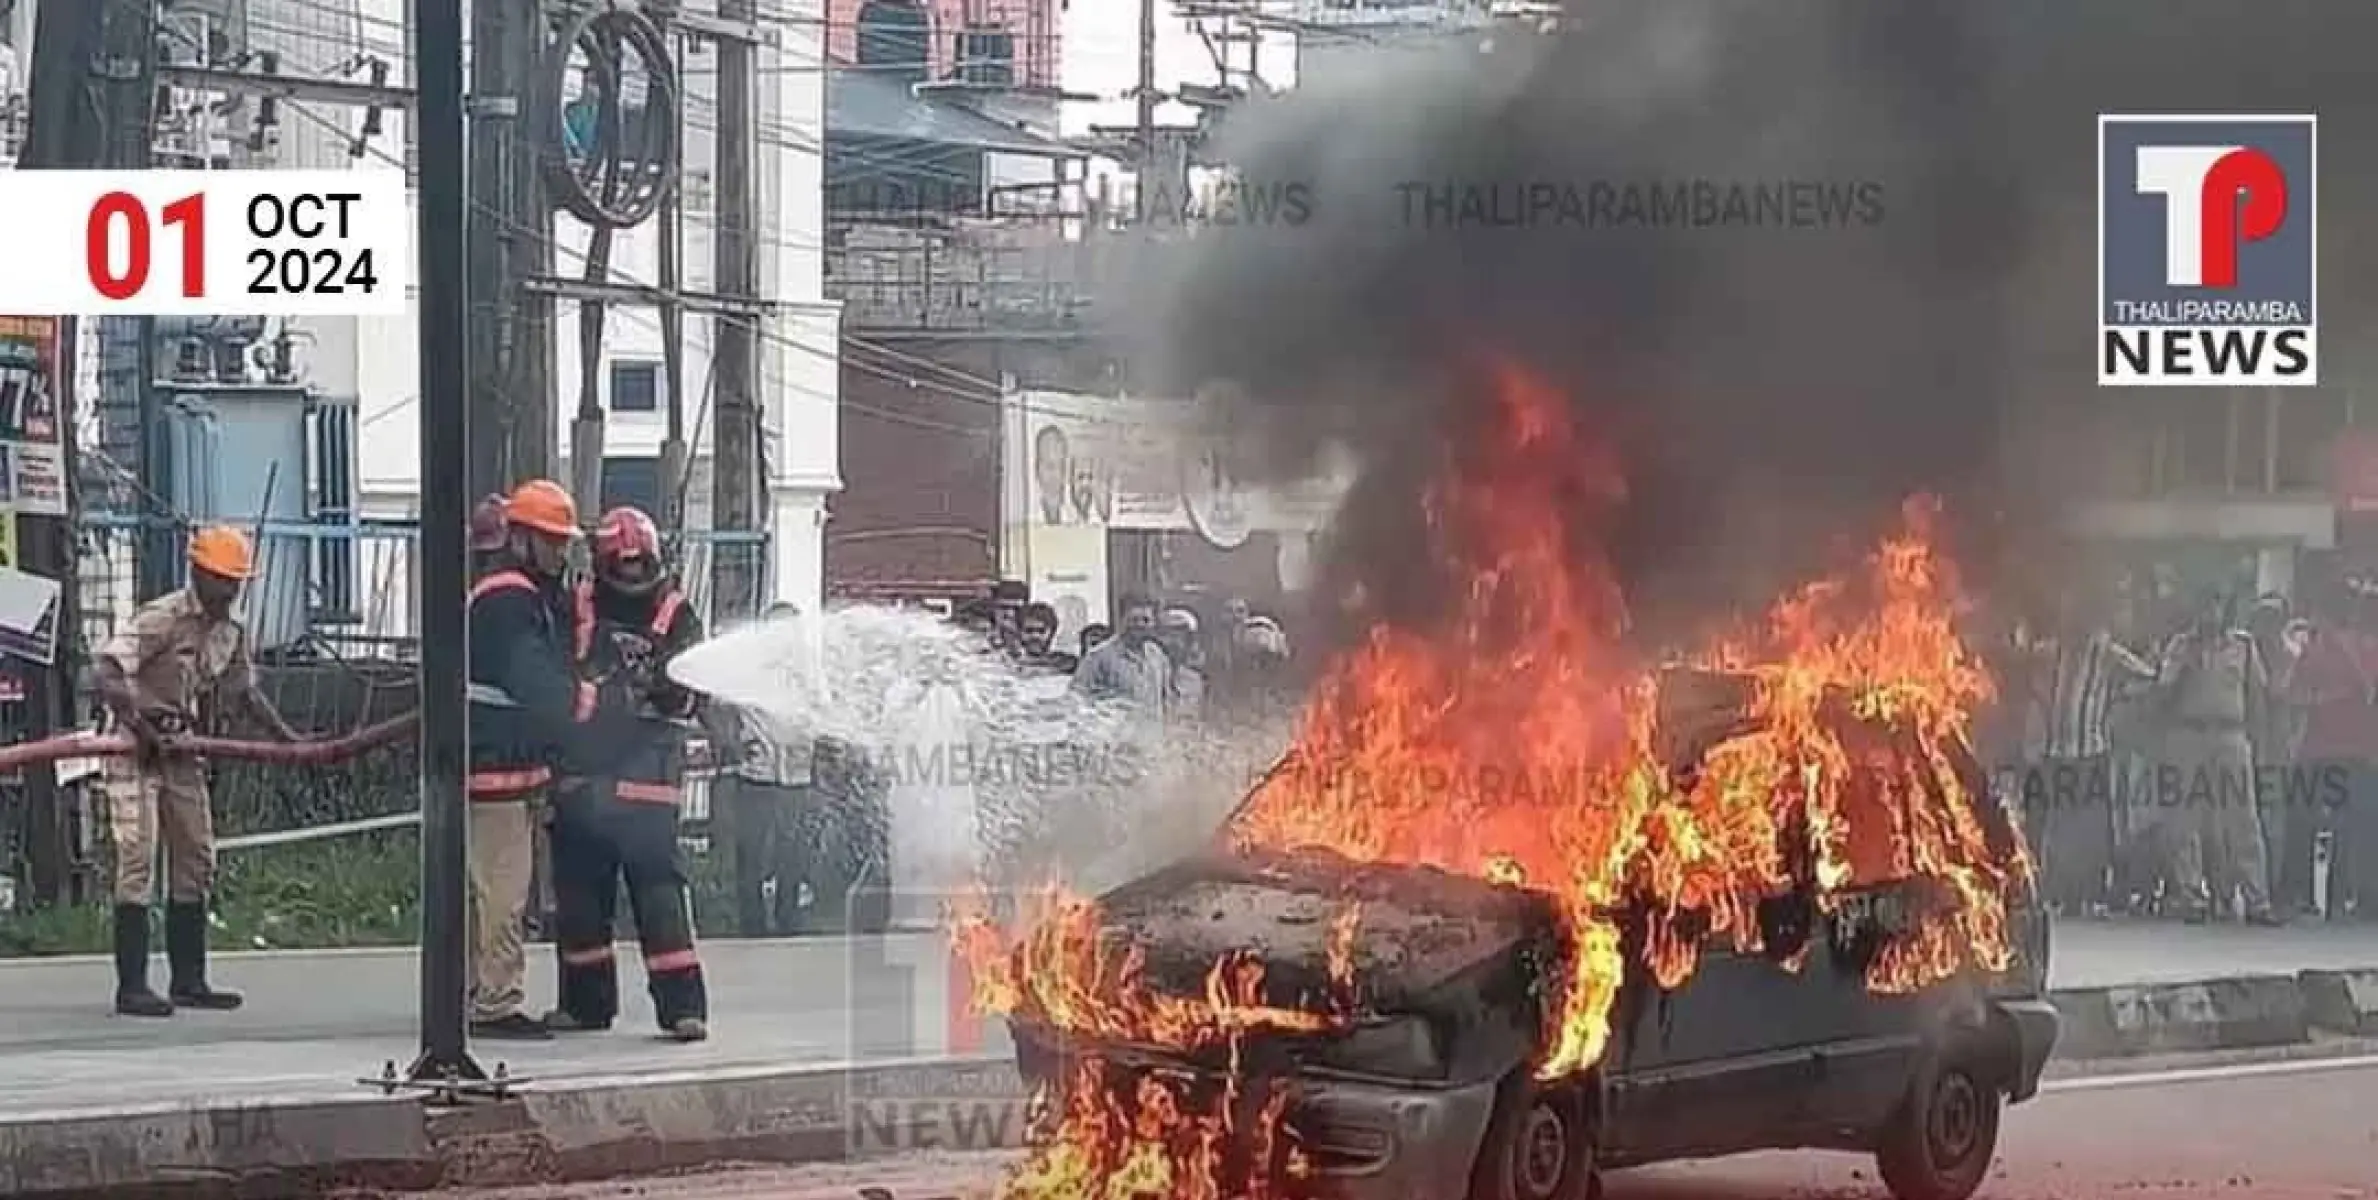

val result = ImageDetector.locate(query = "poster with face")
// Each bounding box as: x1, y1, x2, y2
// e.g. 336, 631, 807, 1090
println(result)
0, 317, 66, 516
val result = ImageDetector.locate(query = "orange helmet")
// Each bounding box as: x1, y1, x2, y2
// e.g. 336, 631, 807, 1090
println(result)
503, 479, 580, 538
468, 493, 509, 552
187, 525, 254, 581
592, 505, 667, 595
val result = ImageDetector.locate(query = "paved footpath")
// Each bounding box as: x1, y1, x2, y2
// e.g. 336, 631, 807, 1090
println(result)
0, 919, 2371, 1115
0, 934, 1008, 1115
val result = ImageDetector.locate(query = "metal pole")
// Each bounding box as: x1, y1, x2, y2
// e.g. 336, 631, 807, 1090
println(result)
19, 0, 120, 907
657, 31, 688, 532
1135, 0, 1155, 223
407, 0, 485, 1087
465, 0, 515, 499
710, 0, 761, 618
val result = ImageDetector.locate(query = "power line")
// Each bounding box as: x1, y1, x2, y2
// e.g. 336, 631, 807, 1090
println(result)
231, 16, 1099, 222
165, 13, 1180, 435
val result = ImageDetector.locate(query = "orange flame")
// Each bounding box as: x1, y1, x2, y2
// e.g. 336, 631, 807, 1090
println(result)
962, 359, 2027, 1195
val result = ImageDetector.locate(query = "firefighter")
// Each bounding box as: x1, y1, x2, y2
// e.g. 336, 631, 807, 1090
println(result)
544, 505, 711, 1041
95, 526, 303, 1017
466, 479, 586, 1040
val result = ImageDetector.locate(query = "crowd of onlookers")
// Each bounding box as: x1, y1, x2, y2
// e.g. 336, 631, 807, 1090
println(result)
712, 585, 1303, 936
708, 560, 2378, 938
1987, 571, 2378, 926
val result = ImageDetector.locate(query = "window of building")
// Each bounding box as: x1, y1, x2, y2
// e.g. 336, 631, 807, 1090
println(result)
2093, 393, 2160, 500
309, 401, 359, 620
609, 360, 660, 413
2234, 390, 2275, 494
2276, 389, 2349, 493
2167, 390, 2234, 492
600, 455, 662, 516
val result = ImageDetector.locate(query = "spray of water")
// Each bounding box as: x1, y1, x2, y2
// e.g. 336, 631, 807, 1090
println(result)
669, 605, 1295, 892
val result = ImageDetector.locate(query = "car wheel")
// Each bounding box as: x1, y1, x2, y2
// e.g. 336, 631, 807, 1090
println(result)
1876, 1040, 2003, 1200
1470, 1075, 1596, 1200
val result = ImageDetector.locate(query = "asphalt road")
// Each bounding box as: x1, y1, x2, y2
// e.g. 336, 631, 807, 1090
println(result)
391, 1054, 2378, 1199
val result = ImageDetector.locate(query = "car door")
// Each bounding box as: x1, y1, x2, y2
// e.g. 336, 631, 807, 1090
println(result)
1794, 886, 1934, 1139
1599, 895, 1827, 1163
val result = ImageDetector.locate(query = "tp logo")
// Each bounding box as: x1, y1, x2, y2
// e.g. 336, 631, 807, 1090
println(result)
841, 885, 999, 1062
839, 885, 1028, 1159
2098, 114, 2317, 387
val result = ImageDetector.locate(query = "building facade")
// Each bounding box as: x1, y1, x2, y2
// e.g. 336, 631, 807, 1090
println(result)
211, 0, 841, 618
825, 0, 1062, 91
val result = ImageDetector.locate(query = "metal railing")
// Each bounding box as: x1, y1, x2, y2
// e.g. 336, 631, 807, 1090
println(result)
74, 513, 775, 658
825, 220, 1101, 333
1, 517, 772, 917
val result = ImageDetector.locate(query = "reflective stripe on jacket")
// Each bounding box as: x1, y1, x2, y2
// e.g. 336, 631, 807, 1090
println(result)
467, 565, 576, 796
568, 583, 698, 806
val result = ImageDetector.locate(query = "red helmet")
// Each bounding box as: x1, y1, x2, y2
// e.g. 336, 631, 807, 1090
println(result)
592, 505, 667, 596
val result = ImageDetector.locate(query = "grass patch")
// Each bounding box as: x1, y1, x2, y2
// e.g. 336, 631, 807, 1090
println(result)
2, 825, 746, 957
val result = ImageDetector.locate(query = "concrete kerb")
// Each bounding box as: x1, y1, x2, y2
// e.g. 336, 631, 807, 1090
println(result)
2, 1055, 1028, 1200
2048, 974, 2311, 1058
2297, 967, 2378, 1035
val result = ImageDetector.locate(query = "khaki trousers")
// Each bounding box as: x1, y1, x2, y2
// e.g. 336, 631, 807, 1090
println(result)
2158, 728, 2271, 914
468, 797, 538, 1021
103, 756, 215, 906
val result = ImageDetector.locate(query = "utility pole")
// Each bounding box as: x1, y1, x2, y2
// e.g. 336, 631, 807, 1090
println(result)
1136, 0, 1156, 223
466, 0, 554, 499
711, 0, 762, 616
93, 0, 165, 601
408, 0, 485, 1092
16, 0, 113, 907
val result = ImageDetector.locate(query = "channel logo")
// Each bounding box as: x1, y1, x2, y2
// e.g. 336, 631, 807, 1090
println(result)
2098, 114, 2317, 387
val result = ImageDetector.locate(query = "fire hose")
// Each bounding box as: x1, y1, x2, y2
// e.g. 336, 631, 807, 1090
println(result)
0, 712, 419, 774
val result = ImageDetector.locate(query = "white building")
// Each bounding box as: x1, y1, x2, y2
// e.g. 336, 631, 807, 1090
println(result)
228, 0, 840, 619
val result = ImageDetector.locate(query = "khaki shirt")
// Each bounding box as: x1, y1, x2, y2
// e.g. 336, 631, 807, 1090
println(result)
97, 588, 254, 729
2157, 628, 2264, 727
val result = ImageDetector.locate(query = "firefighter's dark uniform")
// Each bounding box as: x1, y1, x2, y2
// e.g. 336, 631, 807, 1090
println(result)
547, 581, 710, 1033
465, 558, 585, 1029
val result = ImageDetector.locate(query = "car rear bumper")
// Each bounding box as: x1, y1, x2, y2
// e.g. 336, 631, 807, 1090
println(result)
1992, 997, 2059, 1102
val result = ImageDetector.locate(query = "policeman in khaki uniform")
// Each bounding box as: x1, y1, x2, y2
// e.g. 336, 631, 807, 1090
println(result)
94, 526, 303, 1017
2154, 588, 2282, 924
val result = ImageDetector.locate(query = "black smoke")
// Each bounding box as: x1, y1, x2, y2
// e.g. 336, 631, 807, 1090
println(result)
1124, 0, 2378, 649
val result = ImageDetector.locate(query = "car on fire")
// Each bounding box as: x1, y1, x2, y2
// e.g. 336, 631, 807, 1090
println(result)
1005, 672, 2057, 1200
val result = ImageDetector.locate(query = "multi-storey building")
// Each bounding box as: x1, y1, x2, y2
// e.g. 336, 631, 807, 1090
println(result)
825, 0, 1062, 91
195, 0, 841, 622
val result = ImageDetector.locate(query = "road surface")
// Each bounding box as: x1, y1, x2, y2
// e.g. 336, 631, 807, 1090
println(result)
385, 1053, 2378, 1199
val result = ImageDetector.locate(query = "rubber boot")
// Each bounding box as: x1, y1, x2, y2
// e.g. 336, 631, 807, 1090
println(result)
112, 905, 173, 1017
165, 900, 243, 1010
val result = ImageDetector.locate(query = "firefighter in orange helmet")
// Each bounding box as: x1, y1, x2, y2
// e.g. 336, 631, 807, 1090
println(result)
544, 505, 712, 1040
464, 479, 587, 1040
92, 526, 303, 1016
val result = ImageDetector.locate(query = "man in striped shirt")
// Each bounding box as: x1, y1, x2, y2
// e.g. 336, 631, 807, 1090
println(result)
2018, 589, 2157, 915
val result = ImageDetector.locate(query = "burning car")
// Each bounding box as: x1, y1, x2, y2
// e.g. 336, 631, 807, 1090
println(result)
996, 675, 2054, 1200
954, 367, 2054, 1200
